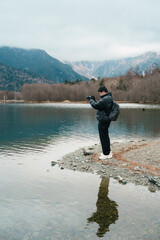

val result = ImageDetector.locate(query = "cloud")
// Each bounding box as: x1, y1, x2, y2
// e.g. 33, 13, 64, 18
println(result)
0, 0, 160, 60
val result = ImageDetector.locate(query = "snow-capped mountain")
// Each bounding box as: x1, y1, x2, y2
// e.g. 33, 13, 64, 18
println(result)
65, 51, 160, 78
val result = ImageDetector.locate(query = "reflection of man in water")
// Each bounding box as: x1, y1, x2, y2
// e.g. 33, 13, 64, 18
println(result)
87, 177, 118, 238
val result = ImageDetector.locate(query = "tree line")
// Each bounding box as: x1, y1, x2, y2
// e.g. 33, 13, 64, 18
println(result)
1, 67, 160, 103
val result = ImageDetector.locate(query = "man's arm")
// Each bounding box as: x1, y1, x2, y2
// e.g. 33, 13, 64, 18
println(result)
89, 98, 104, 110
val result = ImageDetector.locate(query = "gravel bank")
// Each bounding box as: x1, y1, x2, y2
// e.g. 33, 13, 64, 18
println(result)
58, 138, 160, 192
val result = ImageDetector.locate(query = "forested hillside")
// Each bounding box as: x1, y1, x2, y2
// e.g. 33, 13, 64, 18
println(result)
0, 62, 49, 91
0, 47, 88, 90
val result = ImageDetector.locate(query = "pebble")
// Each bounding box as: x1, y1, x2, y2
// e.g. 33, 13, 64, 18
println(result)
115, 176, 121, 180
88, 147, 94, 150
148, 186, 156, 193
51, 161, 57, 166
118, 177, 124, 183
83, 149, 94, 155
122, 179, 127, 185
149, 177, 158, 184
134, 166, 141, 171
114, 176, 127, 184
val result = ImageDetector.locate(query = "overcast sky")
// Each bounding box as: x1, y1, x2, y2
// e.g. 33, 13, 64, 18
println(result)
1, 0, 160, 61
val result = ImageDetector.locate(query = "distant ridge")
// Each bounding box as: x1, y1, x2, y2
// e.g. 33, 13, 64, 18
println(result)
65, 51, 160, 78
0, 46, 88, 90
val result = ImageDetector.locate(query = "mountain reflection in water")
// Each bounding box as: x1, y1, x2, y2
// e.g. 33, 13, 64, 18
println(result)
87, 177, 118, 238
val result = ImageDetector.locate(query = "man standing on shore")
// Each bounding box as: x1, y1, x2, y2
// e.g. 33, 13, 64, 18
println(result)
87, 86, 113, 160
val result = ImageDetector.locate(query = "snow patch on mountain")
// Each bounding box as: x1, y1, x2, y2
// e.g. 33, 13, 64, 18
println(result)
65, 51, 160, 78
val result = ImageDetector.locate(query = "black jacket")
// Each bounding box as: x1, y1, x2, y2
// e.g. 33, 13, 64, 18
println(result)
89, 92, 113, 122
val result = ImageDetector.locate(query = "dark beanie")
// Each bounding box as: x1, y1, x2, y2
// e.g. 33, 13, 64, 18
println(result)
98, 86, 108, 92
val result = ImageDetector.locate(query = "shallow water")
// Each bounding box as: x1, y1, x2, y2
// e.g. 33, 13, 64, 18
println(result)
0, 103, 160, 240
0, 165, 160, 240
0, 103, 160, 156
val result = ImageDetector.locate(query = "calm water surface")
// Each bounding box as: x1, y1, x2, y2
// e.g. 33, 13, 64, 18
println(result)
0, 103, 160, 240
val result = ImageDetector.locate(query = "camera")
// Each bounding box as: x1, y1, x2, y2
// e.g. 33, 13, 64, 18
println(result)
87, 96, 95, 100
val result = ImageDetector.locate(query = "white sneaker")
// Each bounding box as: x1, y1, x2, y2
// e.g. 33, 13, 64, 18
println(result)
99, 152, 113, 160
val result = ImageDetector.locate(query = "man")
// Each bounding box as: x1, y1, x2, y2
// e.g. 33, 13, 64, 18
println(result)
87, 86, 113, 160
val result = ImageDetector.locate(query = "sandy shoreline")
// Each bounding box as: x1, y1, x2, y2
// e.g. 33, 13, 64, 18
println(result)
58, 138, 160, 192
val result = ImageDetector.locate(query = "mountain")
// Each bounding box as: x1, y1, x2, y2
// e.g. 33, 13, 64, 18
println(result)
66, 51, 160, 78
0, 47, 88, 87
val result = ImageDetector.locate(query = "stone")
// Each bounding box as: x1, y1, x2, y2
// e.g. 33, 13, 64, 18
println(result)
115, 176, 121, 180
122, 179, 127, 184
134, 166, 141, 171
148, 186, 156, 193
82, 147, 94, 155
149, 177, 157, 184
115, 176, 124, 183
88, 147, 94, 150
82, 166, 86, 170
51, 161, 57, 166
83, 149, 93, 155
118, 177, 124, 183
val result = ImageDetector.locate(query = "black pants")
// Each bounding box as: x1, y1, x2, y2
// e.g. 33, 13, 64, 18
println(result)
98, 121, 111, 155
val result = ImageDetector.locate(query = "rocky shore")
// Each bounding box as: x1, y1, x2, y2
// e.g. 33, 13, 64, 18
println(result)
58, 138, 160, 192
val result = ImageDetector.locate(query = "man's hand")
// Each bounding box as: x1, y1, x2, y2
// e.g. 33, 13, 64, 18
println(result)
87, 95, 95, 101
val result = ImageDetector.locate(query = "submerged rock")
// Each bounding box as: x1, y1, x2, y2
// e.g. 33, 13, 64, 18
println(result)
148, 186, 156, 193
51, 161, 57, 167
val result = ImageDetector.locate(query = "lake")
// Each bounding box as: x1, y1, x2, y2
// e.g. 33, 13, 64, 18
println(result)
0, 103, 160, 240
